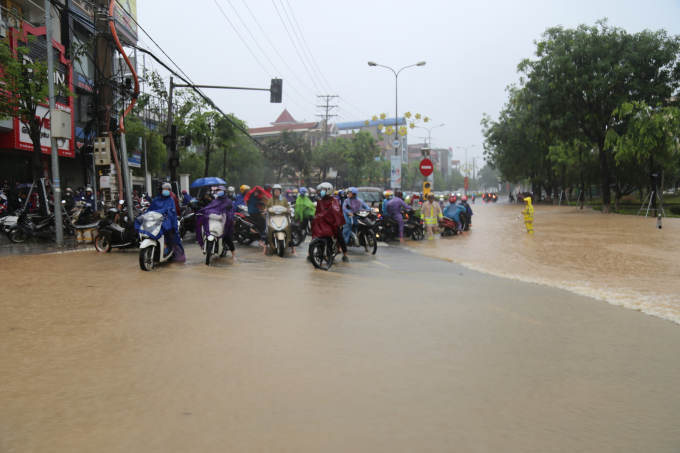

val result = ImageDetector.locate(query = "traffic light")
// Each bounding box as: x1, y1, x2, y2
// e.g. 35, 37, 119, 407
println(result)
270, 78, 282, 103
423, 182, 431, 199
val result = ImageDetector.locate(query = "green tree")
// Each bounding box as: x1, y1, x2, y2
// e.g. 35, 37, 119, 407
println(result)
519, 19, 680, 212
0, 30, 74, 179
263, 130, 312, 183
346, 131, 380, 184
313, 137, 349, 183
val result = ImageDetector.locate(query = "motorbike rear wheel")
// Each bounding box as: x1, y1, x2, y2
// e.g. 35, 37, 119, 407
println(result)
95, 234, 112, 252
7, 226, 28, 243
362, 231, 377, 255
291, 226, 305, 247
236, 229, 254, 245
139, 246, 154, 271
309, 238, 332, 270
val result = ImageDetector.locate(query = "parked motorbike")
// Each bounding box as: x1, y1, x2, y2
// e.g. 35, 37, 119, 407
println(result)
346, 210, 378, 255
234, 211, 262, 245
137, 211, 174, 271
374, 210, 424, 242
179, 199, 201, 238
1, 209, 21, 240
94, 201, 140, 252
8, 210, 59, 242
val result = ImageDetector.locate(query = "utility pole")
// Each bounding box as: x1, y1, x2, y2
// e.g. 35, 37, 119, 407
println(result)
44, 0, 63, 246
472, 157, 476, 184
142, 54, 149, 194
316, 95, 338, 143
166, 76, 175, 182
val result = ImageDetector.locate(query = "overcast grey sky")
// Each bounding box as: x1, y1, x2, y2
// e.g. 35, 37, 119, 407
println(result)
137, 0, 680, 165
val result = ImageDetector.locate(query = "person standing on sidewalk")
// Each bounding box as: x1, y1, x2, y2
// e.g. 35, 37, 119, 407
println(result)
522, 197, 534, 234
421, 193, 442, 240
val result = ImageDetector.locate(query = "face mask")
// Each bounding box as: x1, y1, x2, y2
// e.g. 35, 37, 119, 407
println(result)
217, 191, 225, 197
320, 190, 326, 197
162, 190, 170, 197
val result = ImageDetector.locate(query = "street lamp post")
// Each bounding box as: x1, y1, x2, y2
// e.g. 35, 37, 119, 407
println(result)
368, 61, 426, 158
457, 145, 475, 195
415, 123, 445, 148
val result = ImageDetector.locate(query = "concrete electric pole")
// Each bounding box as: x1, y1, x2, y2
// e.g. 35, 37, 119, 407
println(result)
316, 95, 338, 143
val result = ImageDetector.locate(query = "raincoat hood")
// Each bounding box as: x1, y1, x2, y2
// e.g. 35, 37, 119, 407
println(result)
195, 196, 234, 248
524, 197, 532, 206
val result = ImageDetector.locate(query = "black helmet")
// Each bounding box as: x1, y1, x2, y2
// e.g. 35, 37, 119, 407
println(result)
395, 191, 403, 199
264, 184, 273, 191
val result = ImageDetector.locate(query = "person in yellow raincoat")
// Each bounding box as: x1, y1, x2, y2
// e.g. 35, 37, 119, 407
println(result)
522, 196, 534, 234
421, 193, 443, 240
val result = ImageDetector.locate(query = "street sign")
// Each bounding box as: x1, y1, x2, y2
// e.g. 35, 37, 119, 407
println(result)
419, 159, 433, 177
464, 176, 469, 190
392, 140, 400, 148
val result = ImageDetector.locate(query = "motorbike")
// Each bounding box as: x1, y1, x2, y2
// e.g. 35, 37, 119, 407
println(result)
7, 209, 60, 242
346, 210, 378, 255
374, 209, 424, 242
508, 193, 516, 203
1, 209, 21, 240
439, 216, 462, 237
202, 212, 226, 266
266, 205, 292, 257
308, 235, 342, 271
490, 194, 498, 203
471, 194, 476, 204
94, 201, 140, 252
179, 199, 201, 238
137, 211, 174, 271
234, 210, 262, 245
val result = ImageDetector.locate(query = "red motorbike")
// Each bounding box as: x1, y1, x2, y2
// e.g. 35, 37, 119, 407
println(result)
438, 216, 462, 237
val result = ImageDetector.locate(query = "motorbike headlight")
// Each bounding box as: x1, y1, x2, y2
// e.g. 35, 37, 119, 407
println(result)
207, 234, 215, 241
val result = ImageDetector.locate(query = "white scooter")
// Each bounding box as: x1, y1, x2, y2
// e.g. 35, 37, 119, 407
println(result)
267, 205, 290, 257
203, 213, 225, 266
138, 211, 174, 271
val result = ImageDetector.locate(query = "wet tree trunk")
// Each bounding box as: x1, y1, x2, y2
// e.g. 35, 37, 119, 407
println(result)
203, 136, 212, 178
597, 138, 611, 213
650, 156, 657, 218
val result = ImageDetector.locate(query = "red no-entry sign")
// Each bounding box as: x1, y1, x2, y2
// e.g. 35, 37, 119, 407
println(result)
420, 159, 433, 177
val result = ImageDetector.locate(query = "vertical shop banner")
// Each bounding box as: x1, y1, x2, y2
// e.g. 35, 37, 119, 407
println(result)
114, 0, 138, 44
390, 156, 402, 189
129, 150, 142, 168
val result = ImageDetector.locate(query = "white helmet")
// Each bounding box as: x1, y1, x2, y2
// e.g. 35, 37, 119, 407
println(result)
272, 183, 282, 191
317, 182, 333, 193
227, 186, 235, 193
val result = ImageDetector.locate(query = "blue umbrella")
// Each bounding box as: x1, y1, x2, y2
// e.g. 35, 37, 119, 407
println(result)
190, 177, 227, 188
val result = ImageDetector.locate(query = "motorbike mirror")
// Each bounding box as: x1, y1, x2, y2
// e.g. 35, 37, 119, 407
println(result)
119, 200, 125, 205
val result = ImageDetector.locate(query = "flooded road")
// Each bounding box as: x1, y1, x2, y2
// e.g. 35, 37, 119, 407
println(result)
2, 235, 680, 452
412, 201, 680, 324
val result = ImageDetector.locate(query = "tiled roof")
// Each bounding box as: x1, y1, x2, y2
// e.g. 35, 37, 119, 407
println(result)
273, 109, 296, 124
249, 122, 318, 136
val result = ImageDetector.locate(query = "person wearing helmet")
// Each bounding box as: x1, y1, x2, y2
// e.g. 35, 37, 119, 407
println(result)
235, 185, 250, 208
226, 186, 236, 202
181, 189, 194, 206
443, 196, 467, 233
342, 187, 370, 245
83, 187, 96, 209
285, 188, 296, 204
245, 186, 271, 246
196, 186, 237, 259
382, 190, 393, 216
265, 184, 297, 256
310, 182, 348, 263
263, 184, 273, 195
63, 188, 75, 211
294, 187, 315, 233
292, 187, 299, 196
139, 182, 186, 261
459, 195, 473, 227
421, 192, 443, 240
308, 188, 318, 202
522, 197, 534, 234
386, 190, 412, 245
337, 189, 346, 204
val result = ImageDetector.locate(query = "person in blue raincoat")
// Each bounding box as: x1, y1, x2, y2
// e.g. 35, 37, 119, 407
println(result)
181, 190, 194, 206
459, 195, 473, 227
136, 182, 186, 262
381, 190, 393, 216
342, 187, 370, 244
195, 186, 236, 259
82, 187, 96, 209
443, 197, 467, 232
234, 185, 249, 211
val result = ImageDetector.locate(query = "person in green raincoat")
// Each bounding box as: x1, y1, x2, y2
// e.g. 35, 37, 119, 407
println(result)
294, 187, 315, 233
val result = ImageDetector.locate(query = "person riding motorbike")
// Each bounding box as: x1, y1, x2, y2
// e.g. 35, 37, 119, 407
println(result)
234, 185, 249, 208
63, 188, 75, 212
292, 187, 299, 197
264, 183, 297, 256
308, 188, 318, 202
382, 190, 393, 216
309, 182, 348, 263
337, 190, 346, 204
137, 182, 186, 262
263, 184, 273, 196
342, 187, 370, 244
83, 187, 96, 209
443, 196, 466, 233
226, 187, 236, 202
245, 186, 271, 246
196, 185, 236, 259
386, 190, 412, 245
421, 193, 443, 240
294, 187, 315, 232
181, 190, 194, 206
460, 195, 473, 227
285, 188, 296, 203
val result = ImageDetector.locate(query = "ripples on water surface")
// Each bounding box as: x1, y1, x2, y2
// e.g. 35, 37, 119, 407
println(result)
412, 202, 680, 324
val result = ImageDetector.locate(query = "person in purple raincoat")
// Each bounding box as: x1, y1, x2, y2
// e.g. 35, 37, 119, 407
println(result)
386, 190, 412, 245
195, 186, 236, 260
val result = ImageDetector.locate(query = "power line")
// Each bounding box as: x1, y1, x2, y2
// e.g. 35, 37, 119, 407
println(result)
339, 96, 371, 119
278, 0, 327, 94
282, 0, 333, 94
270, 0, 322, 94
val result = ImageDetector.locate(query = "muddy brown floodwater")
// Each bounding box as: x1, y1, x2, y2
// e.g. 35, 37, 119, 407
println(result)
412, 201, 680, 324
2, 211, 680, 452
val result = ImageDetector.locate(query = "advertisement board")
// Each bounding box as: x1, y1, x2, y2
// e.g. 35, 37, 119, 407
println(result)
390, 156, 402, 189
114, 0, 138, 44
129, 150, 142, 168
